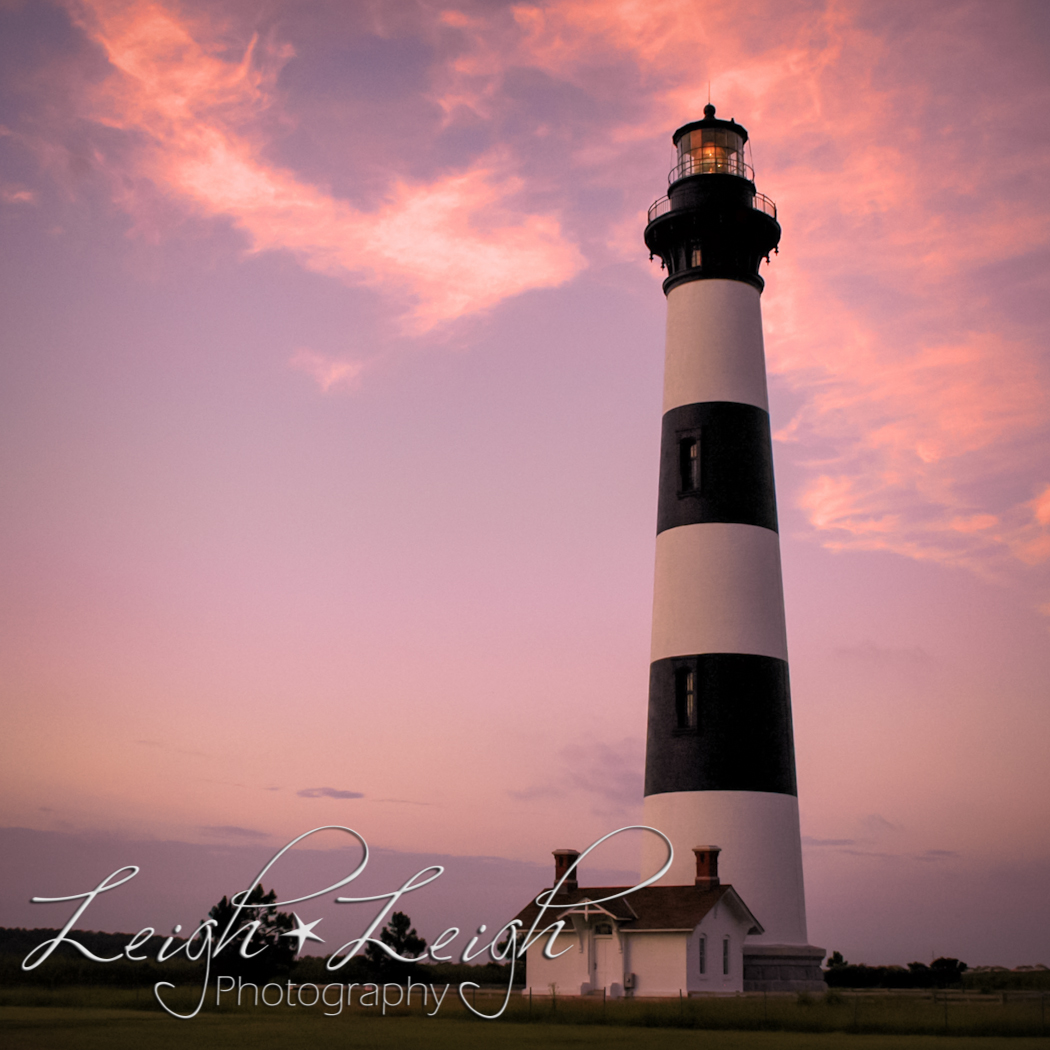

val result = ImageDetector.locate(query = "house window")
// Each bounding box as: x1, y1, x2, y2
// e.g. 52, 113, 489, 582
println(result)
675, 668, 697, 729
723, 936, 730, 975
698, 935, 706, 975
594, 923, 612, 936
678, 436, 700, 493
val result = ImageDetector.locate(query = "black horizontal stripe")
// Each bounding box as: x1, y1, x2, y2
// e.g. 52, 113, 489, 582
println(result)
644, 653, 797, 797
657, 402, 777, 535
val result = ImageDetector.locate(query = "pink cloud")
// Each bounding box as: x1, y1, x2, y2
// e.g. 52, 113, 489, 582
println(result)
1014, 487, 1050, 566
288, 348, 365, 393
45, 0, 1050, 578
1, 186, 37, 204
1033, 486, 1050, 527
441, 0, 1050, 579
777, 325, 1048, 573
65, 0, 585, 329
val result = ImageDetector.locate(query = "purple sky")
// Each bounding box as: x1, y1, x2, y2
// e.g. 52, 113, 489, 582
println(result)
2, 0, 1049, 967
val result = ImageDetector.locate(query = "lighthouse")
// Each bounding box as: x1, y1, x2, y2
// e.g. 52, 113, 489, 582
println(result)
641, 105, 825, 990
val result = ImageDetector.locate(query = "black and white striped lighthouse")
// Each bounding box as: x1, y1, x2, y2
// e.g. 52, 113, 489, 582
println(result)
641, 105, 825, 989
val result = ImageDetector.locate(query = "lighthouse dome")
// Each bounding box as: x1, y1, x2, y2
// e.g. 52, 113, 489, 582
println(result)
670, 104, 751, 183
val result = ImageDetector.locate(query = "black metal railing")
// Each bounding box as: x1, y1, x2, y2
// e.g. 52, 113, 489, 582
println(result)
647, 191, 777, 224
647, 195, 672, 222
753, 192, 776, 218
669, 154, 754, 183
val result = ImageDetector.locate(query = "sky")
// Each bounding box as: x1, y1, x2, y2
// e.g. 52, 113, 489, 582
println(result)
2, 0, 1049, 968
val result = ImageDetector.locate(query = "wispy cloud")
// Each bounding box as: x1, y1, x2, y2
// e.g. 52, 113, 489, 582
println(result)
64, 0, 585, 330
917, 849, 958, 862
506, 782, 566, 803
297, 786, 364, 800
508, 738, 643, 816
40, 0, 1050, 580
198, 824, 270, 839
834, 642, 932, 667
1, 185, 37, 204
438, 1, 1050, 581
289, 348, 365, 393
860, 814, 902, 834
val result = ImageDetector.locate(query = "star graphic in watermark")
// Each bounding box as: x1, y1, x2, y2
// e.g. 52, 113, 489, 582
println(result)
282, 913, 325, 955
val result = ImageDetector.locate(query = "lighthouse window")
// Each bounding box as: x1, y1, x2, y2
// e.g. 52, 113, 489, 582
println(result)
676, 128, 746, 178
691, 246, 702, 269
723, 937, 730, 975
678, 437, 700, 494
675, 668, 697, 729
698, 935, 707, 974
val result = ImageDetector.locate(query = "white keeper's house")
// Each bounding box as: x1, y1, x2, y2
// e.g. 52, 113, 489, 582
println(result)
513, 846, 762, 997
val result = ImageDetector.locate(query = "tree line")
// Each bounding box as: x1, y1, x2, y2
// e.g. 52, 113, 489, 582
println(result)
1, 885, 515, 989
824, 951, 968, 988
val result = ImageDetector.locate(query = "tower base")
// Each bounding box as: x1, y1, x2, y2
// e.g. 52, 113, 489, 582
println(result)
742, 943, 827, 993
642, 790, 809, 944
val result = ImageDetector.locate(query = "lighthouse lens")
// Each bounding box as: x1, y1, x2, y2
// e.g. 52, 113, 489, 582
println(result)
676, 129, 746, 178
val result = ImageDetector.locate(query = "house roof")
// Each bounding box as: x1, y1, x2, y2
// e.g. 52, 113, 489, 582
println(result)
512, 883, 763, 936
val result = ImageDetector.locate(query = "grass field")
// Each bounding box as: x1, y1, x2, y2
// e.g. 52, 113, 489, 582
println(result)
4, 1005, 1050, 1050
2, 984, 1049, 1049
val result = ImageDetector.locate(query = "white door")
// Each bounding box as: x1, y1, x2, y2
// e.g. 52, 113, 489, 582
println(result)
593, 935, 613, 991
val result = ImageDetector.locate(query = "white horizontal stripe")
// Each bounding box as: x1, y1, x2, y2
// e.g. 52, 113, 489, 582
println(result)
650, 523, 788, 662
663, 279, 769, 413
642, 790, 808, 946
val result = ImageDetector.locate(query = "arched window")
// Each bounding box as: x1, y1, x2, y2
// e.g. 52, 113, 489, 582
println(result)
723, 936, 730, 975
698, 934, 707, 975
675, 668, 697, 729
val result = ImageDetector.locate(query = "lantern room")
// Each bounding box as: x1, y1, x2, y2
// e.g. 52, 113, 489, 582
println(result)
670, 104, 751, 183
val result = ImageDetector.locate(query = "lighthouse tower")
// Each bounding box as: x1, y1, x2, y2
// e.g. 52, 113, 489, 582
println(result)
641, 106, 825, 990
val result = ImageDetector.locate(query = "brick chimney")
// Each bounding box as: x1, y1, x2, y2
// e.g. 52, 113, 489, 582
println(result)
552, 849, 580, 890
693, 845, 720, 889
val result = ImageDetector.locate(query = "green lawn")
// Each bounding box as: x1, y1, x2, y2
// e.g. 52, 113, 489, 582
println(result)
3, 1007, 1050, 1050
1, 985, 1048, 1048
